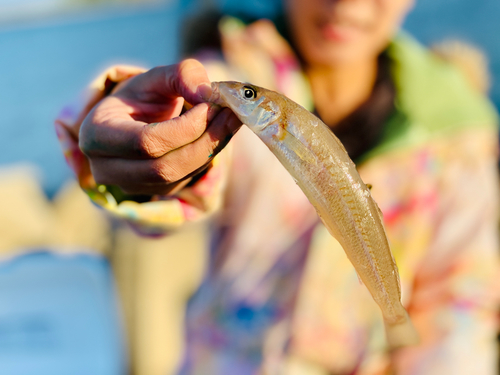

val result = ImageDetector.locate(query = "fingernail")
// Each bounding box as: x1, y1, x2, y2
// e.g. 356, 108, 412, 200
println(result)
198, 83, 213, 102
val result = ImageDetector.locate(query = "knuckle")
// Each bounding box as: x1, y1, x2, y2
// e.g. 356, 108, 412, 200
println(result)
79, 138, 91, 157
179, 58, 203, 72
78, 122, 94, 156
151, 160, 181, 184
134, 137, 151, 157
136, 127, 162, 158
173, 59, 206, 95
177, 115, 200, 140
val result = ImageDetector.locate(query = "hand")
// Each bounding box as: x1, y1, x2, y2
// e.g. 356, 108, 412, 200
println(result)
79, 59, 241, 196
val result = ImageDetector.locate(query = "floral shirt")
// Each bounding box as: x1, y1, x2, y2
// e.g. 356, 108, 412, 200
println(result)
55, 18, 500, 375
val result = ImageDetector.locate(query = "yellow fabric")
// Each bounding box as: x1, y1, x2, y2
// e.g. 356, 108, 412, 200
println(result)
0, 166, 111, 257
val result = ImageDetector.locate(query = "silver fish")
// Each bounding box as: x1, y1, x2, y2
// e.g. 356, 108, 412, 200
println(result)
210, 81, 419, 349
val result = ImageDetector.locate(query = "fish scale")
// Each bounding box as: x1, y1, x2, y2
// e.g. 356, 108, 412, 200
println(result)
210, 81, 419, 349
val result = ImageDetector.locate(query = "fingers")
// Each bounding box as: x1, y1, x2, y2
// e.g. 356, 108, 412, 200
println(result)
79, 59, 240, 196
165, 59, 214, 104
135, 102, 221, 158
90, 109, 242, 195
118, 59, 213, 106
80, 59, 220, 159
81, 99, 220, 159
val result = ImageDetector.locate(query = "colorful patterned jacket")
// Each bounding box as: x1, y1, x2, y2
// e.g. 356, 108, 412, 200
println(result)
55, 19, 500, 375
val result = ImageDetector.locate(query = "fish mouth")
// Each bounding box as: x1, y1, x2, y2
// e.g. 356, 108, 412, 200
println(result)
209, 82, 222, 105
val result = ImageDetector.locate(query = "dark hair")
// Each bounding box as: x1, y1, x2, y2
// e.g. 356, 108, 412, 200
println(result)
180, 8, 224, 58
180, 7, 292, 58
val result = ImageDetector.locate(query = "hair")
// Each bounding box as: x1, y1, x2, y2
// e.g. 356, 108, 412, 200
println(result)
180, 6, 292, 58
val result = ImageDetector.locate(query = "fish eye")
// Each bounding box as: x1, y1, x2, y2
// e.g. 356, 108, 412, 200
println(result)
243, 86, 257, 99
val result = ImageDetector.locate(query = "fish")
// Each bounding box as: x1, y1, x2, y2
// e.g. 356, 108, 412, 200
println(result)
209, 81, 419, 349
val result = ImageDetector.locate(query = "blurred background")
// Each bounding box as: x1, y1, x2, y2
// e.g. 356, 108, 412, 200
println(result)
0, 0, 498, 374
0, 0, 498, 197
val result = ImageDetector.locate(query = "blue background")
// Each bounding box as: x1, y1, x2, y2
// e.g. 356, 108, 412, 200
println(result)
0, 0, 498, 197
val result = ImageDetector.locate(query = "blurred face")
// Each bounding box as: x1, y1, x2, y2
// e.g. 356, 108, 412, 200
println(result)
285, 0, 414, 67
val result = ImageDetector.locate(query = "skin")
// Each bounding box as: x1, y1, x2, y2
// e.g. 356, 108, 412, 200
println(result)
285, 0, 414, 125
79, 59, 242, 195
80, 0, 414, 196
211, 81, 419, 349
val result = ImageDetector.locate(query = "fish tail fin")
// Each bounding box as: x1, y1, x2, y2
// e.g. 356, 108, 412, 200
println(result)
384, 312, 420, 350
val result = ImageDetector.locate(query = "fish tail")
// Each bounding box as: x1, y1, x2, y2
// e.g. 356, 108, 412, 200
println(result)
384, 312, 420, 350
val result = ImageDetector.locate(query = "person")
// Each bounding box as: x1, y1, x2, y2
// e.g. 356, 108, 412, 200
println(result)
55, 0, 500, 373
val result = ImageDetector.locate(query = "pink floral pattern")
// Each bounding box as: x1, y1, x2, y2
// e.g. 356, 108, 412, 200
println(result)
55, 19, 500, 375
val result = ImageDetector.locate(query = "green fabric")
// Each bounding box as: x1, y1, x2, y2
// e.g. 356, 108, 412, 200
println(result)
360, 33, 498, 163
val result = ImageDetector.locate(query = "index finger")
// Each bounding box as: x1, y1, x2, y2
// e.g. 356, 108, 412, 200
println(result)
80, 98, 220, 159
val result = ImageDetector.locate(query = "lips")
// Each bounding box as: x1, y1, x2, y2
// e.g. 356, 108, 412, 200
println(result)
320, 22, 361, 42
317, 13, 372, 43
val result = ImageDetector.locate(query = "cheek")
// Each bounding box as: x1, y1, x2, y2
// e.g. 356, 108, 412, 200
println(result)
368, 0, 413, 51
285, 0, 326, 63
286, 0, 413, 66
377, 0, 413, 34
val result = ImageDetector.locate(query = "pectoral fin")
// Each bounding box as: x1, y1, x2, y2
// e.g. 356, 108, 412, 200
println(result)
274, 127, 318, 165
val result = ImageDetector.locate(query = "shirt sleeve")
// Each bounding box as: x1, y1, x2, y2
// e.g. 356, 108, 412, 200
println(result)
54, 65, 231, 236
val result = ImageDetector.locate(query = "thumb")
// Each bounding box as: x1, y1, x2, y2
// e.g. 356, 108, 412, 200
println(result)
132, 59, 213, 105
167, 59, 213, 104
